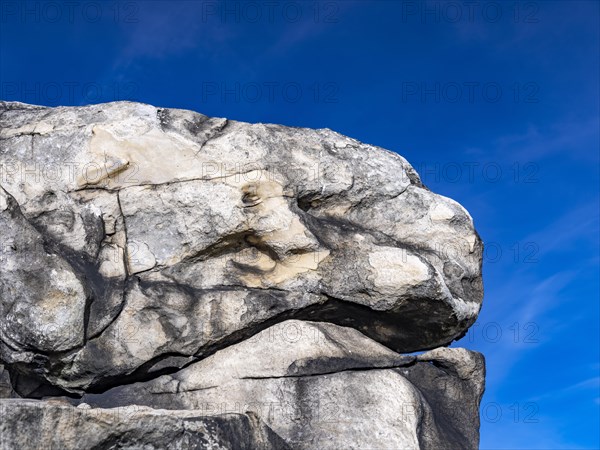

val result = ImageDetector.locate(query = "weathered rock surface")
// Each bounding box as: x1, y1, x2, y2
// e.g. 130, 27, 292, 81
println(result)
0, 101, 482, 392
0, 365, 16, 398
80, 320, 485, 450
0, 101, 485, 449
0, 399, 290, 450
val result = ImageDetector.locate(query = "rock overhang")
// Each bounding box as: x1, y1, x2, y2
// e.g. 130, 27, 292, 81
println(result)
0, 100, 483, 392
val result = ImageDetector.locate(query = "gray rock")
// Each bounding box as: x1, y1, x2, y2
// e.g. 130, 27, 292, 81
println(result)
0, 101, 485, 449
0, 101, 483, 394
0, 399, 290, 450
81, 320, 485, 450
0, 365, 16, 398
405, 348, 486, 450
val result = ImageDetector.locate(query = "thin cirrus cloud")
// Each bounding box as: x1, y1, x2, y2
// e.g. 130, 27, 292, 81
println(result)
521, 201, 599, 258
112, 2, 350, 65
528, 376, 600, 404
113, 2, 237, 65
463, 117, 600, 163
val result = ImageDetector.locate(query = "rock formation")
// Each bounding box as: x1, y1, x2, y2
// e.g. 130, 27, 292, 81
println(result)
0, 101, 484, 449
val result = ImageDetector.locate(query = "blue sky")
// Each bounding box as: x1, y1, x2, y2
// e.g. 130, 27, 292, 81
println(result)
1, 1, 598, 448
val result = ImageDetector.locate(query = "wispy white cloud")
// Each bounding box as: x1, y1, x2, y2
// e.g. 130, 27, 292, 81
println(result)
114, 1, 236, 65
471, 270, 575, 384
528, 376, 600, 403
464, 116, 600, 162
459, 196, 599, 393
470, 192, 599, 448
521, 201, 599, 258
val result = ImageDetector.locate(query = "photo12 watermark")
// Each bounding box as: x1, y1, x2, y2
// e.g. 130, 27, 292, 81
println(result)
401, 82, 540, 104
199, 1, 341, 24
399, 1, 540, 24
0, 1, 140, 24
1, 81, 140, 104
466, 321, 540, 345
413, 161, 540, 184
200, 81, 340, 104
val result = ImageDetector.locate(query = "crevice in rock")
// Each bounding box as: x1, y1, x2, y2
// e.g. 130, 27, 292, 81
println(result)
115, 190, 129, 277
236, 361, 417, 382
172, 384, 219, 394
70, 168, 271, 194
7, 368, 80, 400
172, 230, 255, 266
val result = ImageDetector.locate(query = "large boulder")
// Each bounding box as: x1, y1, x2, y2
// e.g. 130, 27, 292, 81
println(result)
79, 320, 485, 450
0, 101, 485, 449
0, 101, 482, 394
0, 399, 289, 450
